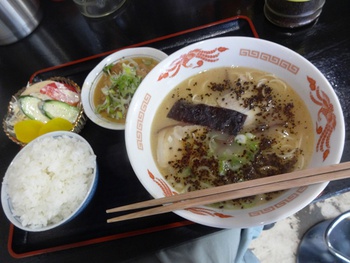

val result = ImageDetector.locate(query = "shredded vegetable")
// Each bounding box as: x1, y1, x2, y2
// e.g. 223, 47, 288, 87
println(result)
215, 133, 260, 176
96, 62, 142, 120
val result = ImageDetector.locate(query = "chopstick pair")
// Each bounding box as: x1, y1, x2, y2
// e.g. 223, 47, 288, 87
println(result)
106, 161, 350, 223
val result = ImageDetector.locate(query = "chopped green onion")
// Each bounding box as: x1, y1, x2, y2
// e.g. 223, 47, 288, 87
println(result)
96, 62, 142, 120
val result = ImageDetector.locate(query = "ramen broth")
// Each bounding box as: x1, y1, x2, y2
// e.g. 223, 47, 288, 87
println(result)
94, 57, 159, 123
151, 67, 314, 209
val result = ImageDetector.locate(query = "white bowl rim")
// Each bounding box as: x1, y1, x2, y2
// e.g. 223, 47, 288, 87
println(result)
81, 47, 168, 130
1, 131, 98, 232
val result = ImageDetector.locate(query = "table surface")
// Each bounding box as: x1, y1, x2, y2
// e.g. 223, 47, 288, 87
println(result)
1, 0, 350, 262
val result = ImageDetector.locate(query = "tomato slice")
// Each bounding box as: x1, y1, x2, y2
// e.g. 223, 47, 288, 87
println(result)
40, 82, 80, 106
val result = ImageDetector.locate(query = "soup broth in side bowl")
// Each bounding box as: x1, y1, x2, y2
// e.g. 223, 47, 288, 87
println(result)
125, 37, 345, 228
93, 57, 160, 124
82, 47, 168, 130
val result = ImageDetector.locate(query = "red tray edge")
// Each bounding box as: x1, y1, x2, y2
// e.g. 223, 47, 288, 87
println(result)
8, 220, 194, 258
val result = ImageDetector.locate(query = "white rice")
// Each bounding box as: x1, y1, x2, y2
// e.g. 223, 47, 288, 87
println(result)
3, 135, 96, 229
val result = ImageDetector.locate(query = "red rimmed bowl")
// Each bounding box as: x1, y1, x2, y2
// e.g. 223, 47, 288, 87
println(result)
125, 37, 345, 228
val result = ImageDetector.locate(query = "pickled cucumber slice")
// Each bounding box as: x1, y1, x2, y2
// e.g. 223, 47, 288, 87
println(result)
19, 96, 50, 123
42, 100, 79, 123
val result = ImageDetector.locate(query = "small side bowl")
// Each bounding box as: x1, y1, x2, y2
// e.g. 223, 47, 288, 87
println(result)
81, 47, 168, 130
1, 131, 98, 232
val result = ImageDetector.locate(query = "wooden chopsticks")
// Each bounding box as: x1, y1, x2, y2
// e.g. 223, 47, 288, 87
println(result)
106, 161, 350, 223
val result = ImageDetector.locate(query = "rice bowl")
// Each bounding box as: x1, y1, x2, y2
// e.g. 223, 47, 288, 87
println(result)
1, 131, 98, 232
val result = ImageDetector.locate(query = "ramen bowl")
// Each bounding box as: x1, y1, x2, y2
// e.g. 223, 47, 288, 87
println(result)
125, 37, 345, 228
81, 47, 168, 130
1, 131, 98, 232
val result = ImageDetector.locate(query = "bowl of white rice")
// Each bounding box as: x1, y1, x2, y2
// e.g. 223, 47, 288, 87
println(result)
1, 131, 98, 232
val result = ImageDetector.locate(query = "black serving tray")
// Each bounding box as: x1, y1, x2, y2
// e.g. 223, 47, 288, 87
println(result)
9, 16, 259, 258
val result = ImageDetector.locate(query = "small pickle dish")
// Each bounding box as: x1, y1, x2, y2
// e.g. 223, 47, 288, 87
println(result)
2, 77, 86, 146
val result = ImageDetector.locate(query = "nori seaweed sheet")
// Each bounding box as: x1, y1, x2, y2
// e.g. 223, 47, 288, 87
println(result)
167, 100, 247, 135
